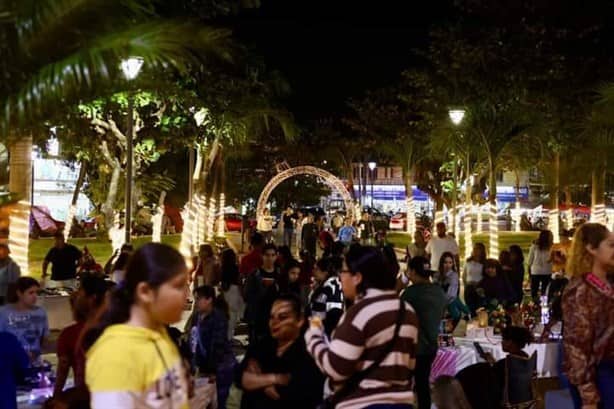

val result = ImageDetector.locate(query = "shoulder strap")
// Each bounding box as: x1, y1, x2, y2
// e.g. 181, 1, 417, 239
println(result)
329, 299, 406, 405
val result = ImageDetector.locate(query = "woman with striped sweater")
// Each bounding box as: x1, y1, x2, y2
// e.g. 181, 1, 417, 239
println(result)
305, 245, 419, 409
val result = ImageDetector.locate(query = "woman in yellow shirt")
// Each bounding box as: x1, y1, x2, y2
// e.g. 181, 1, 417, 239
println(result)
86, 243, 190, 409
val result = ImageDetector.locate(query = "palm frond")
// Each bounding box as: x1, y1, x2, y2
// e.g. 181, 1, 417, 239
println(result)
6, 0, 154, 45
4, 22, 232, 125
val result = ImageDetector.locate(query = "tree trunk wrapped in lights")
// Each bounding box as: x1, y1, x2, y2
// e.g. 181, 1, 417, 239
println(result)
591, 169, 607, 225
206, 196, 216, 243
476, 204, 482, 233
454, 204, 462, 236
179, 200, 197, 269
217, 192, 226, 237
489, 201, 499, 259
464, 204, 472, 263
9, 201, 30, 275
196, 195, 207, 247
404, 171, 416, 234
549, 152, 561, 244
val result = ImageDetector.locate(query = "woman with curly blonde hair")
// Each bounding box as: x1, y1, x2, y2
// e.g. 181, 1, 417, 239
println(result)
562, 223, 614, 409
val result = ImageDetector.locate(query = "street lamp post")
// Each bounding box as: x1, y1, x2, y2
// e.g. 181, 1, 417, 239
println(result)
368, 161, 376, 208
120, 57, 144, 245
448, 109, 465, 235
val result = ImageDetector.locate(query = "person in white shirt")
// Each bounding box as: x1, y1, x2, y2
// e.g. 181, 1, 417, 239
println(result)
462, 242, 487, 314
527, 229, 553, 300
256, 208, 274, 243
425, 222, 459, 271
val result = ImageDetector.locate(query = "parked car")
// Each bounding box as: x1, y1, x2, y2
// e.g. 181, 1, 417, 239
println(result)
224, 213, 256, 232
389, 212, 429, 231
224, 213, 243, 232
362, 206, 390, 223
389, 212, 406, 230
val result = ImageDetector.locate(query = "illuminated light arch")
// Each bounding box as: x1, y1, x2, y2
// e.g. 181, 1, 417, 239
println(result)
256, 166, 355, 221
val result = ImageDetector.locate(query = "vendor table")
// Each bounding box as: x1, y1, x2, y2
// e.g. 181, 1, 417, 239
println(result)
431, 336, 560, 382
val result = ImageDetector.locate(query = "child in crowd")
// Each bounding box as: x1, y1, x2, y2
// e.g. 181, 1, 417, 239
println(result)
0, 277, 49, 364
279, 260, 302, 299
86, 243, 190, 408
306, 257, 344, 336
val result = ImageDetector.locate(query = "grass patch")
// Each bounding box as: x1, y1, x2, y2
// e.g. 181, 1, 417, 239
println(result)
27, 235, 181, 279
387, 231, 539, 260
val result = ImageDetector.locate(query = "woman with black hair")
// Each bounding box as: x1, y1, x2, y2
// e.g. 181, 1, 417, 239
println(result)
86, 243, 190, 408
528, 229, 553, 299
306, 245, 419, 408
220, 248, 244, 340
278, 260, 302, 298
306, 257, 344, 336
190, 285, 235, 408
463, 242, 487, 315
508, 245, 525, 304
238, 293, 324, 409
477, 259, 514, 307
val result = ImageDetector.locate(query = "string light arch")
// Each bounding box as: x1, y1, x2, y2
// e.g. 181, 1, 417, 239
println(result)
256, 165, 356, 222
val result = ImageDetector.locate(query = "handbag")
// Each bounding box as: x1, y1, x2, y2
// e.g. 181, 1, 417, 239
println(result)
318, 299, 406, 409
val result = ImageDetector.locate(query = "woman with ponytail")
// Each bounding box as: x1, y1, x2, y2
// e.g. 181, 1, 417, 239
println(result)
86, 243, 190, 409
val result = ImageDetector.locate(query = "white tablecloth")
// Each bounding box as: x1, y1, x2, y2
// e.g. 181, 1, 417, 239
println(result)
431, 337, 560, 381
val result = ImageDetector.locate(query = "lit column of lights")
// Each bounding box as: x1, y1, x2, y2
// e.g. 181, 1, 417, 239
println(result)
489, 202, 499, 259
179, 204, 195, 269
476, 204, 482, 234
206, 196, 216, 242
606, 208, 614, 231
216, 193, 226, 237
591, 204, 606, 225
455, 204, 463, 236
464, 204, 472, 263
195, 195, 206, 247
151, 204, 163, 243
406, 196, 416, 234
514, 201, 522, 233
9, 201, 30, 275
549, 208, 560, 244
564, 208, 573, 231
63, 204, 77, 241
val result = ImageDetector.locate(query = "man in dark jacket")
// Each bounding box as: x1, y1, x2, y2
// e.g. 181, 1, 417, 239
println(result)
301, 214, 318, 258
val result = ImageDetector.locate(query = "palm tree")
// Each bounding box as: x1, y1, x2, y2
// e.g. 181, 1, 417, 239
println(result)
582, 87, 614, 223
0, 0, 232, 201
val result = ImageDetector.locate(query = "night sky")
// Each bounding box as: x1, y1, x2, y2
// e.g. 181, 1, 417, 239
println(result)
236, 0, 454, 121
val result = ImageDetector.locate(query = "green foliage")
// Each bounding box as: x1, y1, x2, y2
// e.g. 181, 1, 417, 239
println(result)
0, 0, 232, 134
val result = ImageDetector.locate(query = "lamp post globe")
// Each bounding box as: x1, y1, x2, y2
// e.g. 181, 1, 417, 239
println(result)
120, 57, 144, 80
448, 109, 465, 126
368, 161, 376, 171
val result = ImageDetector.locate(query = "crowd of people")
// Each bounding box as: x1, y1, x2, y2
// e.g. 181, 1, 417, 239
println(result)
0, 218, 611, 409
